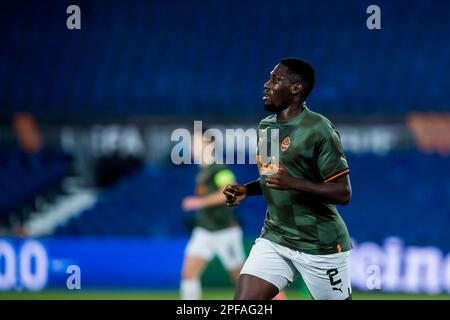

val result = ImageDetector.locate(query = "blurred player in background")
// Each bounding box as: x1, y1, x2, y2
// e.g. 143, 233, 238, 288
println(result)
179, 130, 245, 300
224, 58, 353, 300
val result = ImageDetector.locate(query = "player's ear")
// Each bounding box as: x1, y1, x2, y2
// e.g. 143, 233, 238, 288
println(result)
291, 83, 303, 96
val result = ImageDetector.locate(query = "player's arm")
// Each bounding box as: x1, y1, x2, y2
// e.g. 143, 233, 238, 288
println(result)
267, 128, 352, 205
182, 169, 236, 211
223, 179, 262, 207
266, 166, 352, 205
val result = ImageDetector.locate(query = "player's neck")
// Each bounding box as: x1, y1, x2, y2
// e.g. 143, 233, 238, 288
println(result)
276, 101, 305, 121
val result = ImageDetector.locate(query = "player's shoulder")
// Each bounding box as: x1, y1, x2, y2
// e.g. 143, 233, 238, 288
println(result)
258, 114, 276, 127
304, 107, 333, 127
303, 107, 338, 139
208, 163, 230, 174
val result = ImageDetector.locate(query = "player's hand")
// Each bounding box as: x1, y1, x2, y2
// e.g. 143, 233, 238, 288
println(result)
181, 196, 203, 211
223, 184, 247, 207
266, 164, 297, 190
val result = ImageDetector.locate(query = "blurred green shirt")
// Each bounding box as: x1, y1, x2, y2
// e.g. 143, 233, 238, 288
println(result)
195, 164, 237, 231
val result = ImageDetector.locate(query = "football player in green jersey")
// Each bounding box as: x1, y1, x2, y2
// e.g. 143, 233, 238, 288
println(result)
224, 58, 353, 300
180, 130, 245, 300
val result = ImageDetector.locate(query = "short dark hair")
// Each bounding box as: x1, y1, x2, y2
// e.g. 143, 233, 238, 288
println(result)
280, 58, 315, 98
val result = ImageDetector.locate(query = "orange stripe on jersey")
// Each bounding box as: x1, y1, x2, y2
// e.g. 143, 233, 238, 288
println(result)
324, 169, 350, 184
337, 244, 342, 253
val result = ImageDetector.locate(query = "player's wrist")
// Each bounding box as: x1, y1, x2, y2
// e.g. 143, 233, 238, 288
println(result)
244, 179, 262, 196
290, 178, 307, 191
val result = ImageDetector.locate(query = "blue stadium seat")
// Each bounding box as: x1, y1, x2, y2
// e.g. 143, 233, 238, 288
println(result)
1, 0, 449, 119
0, 148, 72, 220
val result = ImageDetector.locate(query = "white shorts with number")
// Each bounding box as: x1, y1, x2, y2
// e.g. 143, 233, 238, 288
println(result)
185, 226, 245, 270
240, 238, 351, 300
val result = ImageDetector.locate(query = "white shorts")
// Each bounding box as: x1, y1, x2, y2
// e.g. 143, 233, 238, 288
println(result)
185, 226, 245, 270
240, 238, 351, 300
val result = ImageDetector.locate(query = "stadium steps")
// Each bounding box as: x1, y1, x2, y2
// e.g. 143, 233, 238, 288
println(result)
24, 177, 98, 236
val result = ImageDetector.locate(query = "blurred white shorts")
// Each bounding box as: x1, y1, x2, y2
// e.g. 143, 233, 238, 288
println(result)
185, 226, 245, 270
240, 238, 351, 300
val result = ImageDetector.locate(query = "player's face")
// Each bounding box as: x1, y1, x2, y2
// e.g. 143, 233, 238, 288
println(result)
263, 64, 294, 113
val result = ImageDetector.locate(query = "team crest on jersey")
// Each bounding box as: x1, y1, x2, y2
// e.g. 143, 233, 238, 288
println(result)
281, 136, 290, 152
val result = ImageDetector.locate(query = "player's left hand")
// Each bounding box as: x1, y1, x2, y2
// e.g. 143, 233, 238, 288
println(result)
181, 196, 203, 211
265, 164, 297, 190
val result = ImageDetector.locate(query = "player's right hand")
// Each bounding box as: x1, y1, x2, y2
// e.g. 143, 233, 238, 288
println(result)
223, 184, 247, 207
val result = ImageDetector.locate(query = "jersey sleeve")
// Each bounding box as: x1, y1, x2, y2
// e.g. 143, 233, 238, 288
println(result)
213, 169, 236, 189
317, 129, 349, 183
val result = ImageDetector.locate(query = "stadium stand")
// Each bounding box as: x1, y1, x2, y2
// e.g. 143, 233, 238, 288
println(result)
54, 151, 450, 251
0, 0, 449, 120
0, 147, 72, 225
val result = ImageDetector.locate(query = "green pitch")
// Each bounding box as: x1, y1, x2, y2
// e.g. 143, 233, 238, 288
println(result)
0, 289, 449, 300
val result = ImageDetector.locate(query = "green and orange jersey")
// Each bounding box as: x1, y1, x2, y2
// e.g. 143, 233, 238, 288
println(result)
195, 164, 237, 231
257, 105, 352, 255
